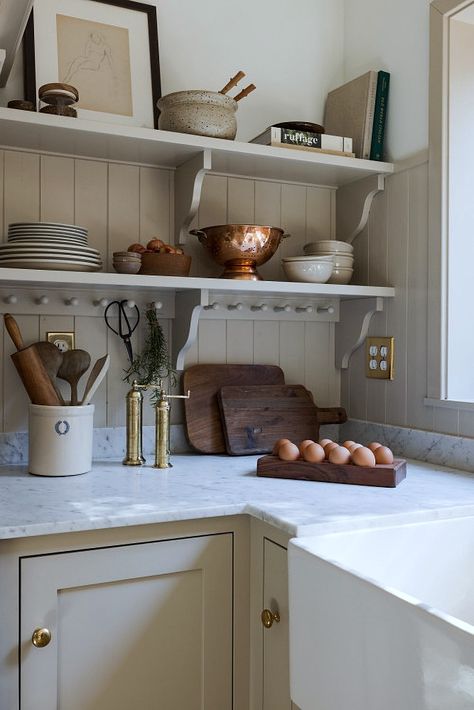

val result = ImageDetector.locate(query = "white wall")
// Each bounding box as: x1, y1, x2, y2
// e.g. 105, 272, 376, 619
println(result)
343, 0, 431, 161
0, 0, 345, 142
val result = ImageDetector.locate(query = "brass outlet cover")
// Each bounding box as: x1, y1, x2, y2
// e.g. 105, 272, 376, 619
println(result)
366, 337, 394, 380
46, 331, 75, 352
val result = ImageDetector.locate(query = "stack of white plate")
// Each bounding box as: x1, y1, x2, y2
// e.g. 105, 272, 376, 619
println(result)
303, 240, 354, 284
1, 222, 102, 271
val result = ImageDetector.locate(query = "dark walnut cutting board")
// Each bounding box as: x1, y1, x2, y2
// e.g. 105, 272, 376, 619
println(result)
218, 384, 319, 455
183, 364, 285, 453
257, 456, 407, 488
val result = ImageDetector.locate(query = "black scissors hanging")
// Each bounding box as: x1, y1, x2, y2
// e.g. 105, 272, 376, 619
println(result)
104, 300, 140, 364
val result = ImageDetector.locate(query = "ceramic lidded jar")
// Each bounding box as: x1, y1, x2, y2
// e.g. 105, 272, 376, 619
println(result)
157, 90, 238, 140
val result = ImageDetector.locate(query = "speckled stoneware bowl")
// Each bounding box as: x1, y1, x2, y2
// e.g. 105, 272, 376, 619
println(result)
157, 90, 238, 140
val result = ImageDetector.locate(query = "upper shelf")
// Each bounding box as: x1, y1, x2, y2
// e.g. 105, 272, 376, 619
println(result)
0, 108, 394, 188
0, 267, 395, 300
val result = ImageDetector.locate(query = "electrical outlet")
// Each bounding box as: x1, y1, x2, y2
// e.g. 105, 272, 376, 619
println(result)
366, 337, 394, 380
46, 331, 75, 352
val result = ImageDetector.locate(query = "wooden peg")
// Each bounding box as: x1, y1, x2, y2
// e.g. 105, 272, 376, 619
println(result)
219, 71, 246, 95
234, 84, 256, 101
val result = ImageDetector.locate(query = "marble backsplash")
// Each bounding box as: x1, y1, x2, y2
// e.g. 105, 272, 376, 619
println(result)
341, 419, 474, 474
0, 424, 341, 466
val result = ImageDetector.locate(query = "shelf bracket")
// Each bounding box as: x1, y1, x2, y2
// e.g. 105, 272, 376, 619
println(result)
173, 289, 208, 370
175, 150, 212, 245
335, 296, 384, 369
336, 173, 385, 244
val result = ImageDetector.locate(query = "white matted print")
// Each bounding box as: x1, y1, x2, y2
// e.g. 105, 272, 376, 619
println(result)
32, 0, 160, 128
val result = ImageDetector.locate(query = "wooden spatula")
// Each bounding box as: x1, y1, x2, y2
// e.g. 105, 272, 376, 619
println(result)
3, 314, 62, 406
80, 354, 110, 405
57, 349, 91, 406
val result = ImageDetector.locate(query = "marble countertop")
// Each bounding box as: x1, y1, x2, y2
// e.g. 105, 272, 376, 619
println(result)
2, 455, 474, 540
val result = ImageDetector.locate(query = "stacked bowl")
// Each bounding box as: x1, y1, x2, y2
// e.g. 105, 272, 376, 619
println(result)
303, 240, 354, 284
113, 251, 141, 274
1, 222, 102, 271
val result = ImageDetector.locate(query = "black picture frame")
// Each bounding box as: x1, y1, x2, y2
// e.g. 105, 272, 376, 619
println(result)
23, 0, 161, 128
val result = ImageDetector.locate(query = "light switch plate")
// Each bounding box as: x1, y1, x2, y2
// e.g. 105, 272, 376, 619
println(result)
366, 336, 394, 379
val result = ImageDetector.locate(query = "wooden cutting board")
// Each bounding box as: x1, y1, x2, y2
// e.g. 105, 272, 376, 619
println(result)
257, 455, 407, 488
183, 364, 285, 454
219, 384, 319, 455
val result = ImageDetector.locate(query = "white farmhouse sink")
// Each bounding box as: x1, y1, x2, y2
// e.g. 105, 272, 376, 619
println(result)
288, 516, 474, 710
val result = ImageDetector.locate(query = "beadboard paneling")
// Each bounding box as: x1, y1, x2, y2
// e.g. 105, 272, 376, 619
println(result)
0, 148, 340, 433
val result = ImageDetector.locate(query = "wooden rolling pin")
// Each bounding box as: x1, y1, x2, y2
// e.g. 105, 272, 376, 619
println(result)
4, 314, 62, 406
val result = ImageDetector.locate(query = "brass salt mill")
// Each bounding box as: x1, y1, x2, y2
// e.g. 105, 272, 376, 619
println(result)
152, 382, 191, 469
123, 380, 148, 466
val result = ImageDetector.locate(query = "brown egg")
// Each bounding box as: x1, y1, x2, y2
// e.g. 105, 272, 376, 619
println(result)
348, 443, 362, 453
278, 441, 300, 461
328, 446, 351, 465
368, 442, 382, 452
374, 446, 394, 465
323, 441, 339, 458
272, 438, 291, 455
351, 446, 376, 467
342, 440, 355, 450
319, 438, 333, 448
303, 442, 325, 463
299, 439, 315, 456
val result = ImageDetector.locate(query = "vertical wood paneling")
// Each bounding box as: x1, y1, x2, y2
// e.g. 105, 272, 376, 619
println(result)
74, 316, 108, 427
352, 224, 369, 286
108, 164, 140, 268
255, 181, 281, 281
40, 156, 74, 223
348, 344, 368, 421
280, 184, 307, 280
139, 167, 171, 244
0, 151, 5, 242
368, 191, 388, 287
0, 313, 3, 431
385, 171, 410, 426
3, 315, 39, 432
304, 322, 332, 404
306, 187, 333, 242
193, 174, 227, 277
198, 320, 226, 363
226, 321, 254, 364
227, 177, 255, 224
4, 151, 40, 231
74, 160, 108, 262
253, 321, 279, 365
279, 321, 305, 384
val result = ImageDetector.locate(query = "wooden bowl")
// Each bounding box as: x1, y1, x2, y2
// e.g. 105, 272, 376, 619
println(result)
139, 252, 191, 276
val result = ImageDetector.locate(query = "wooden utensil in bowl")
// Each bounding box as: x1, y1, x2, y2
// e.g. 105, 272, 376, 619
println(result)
3, 314, 62, 406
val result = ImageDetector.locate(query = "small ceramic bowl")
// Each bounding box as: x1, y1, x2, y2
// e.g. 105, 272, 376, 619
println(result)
306, 251, 354, 268
282, 256, 334, 283
157, 90, 237, 140
113, 261, 141, 274
303, 240, 354, 255
328, 267, 353, 285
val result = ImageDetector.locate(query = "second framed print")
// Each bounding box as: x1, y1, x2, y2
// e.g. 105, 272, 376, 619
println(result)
27, 0, 161, 128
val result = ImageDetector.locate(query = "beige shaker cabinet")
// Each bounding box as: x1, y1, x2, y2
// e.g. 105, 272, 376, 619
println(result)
20, 533, 233, 710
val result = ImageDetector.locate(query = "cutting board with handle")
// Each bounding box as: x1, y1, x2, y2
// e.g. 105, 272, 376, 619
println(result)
218, 384, 320, 455
183, 364, 285, 453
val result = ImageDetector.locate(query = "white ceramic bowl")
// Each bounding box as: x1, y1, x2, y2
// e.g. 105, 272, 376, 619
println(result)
306, 252, 354, 268
303, 240, 354, 255
282, 257, 334, 283
328, 267, 353, 285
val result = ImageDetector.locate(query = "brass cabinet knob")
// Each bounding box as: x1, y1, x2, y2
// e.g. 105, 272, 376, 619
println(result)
31, 628, 51, 648
261, 608, 281, 628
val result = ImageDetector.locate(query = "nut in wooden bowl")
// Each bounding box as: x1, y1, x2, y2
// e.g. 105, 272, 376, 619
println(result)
139, 252, 192, 277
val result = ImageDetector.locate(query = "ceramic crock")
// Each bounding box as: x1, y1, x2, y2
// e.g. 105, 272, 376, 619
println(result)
157, 90, 238, 140
28, 404, 94, 476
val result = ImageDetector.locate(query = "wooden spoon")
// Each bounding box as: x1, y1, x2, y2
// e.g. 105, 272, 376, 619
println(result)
57, 349, 91, 406
34, 341, 65, 405
80, 354, 110, 405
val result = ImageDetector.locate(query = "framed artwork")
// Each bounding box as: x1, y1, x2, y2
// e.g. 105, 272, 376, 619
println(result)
0, 0, 34, 86
25, 0, 161, 128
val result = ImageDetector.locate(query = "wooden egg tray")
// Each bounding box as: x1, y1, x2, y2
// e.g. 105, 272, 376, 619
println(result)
256, 455, 407, 488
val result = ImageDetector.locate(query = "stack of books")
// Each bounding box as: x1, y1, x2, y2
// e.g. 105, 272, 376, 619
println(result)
250, 126, 354, 158
324, 70, 390, 161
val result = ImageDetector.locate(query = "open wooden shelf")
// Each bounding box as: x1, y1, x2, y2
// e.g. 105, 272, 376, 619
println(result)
0, 108, 394, 188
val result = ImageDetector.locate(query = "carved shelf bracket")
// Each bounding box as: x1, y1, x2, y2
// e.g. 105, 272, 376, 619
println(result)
175, 150, 212, 245
173, 289, 209, 370
335, 296, 384, 369
336, 173, 385, 244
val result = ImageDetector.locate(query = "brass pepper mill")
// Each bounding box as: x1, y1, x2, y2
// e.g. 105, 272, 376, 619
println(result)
152, 382, 191, 469
123, 380, 148, 466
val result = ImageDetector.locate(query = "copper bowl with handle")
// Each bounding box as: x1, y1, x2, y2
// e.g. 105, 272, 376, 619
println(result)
190, 224, 289, 280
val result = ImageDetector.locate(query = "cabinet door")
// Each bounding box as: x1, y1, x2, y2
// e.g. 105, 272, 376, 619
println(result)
263, 538, 294, 710
20, 534, 232, 710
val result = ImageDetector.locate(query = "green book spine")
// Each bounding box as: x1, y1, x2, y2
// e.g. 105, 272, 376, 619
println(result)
370, 71, 390, 161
